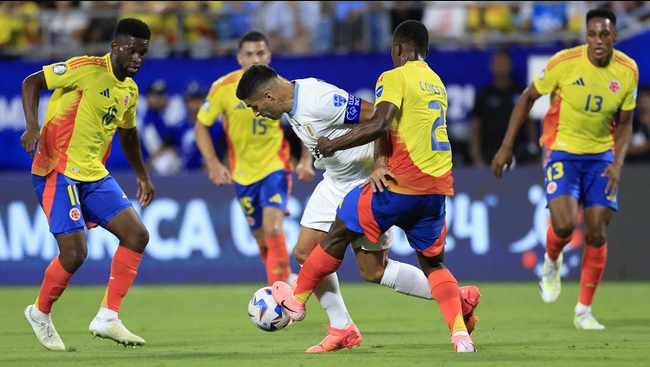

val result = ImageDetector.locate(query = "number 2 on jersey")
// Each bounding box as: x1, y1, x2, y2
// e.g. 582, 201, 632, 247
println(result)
428, 101, 451, 151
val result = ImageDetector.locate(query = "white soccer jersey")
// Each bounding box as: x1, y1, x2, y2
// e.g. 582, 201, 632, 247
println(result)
287, 78, 374, 197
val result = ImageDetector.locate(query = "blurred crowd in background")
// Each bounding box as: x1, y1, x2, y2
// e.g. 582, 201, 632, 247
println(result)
1, 1, 649, 176
1, 1, 650, 58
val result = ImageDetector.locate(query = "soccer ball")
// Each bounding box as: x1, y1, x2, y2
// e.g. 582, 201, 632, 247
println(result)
248, 286, 290, 332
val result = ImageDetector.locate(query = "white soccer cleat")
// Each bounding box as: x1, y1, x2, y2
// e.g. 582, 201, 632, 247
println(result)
451, 331, 476, 353
89, 317, 145, 347
539, 253, 563, 303
574, 313, 606, 330
24, 305, 66, 351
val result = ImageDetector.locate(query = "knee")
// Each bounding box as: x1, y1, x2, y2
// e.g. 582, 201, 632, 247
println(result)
262, 223, 283, 238
59, 248, 87, 271
358, 265, 384, 284
127, 227, 150, 250
552, 223, 575, 239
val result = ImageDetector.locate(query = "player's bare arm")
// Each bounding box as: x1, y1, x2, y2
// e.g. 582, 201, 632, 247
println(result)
20, 71, 48, 158
316, 101, 397, 157
119, 127, 155, 206
295, 142, 315, 182
491, 84, 542, 178
603, 109, 634, 195
194, 121, 232, 185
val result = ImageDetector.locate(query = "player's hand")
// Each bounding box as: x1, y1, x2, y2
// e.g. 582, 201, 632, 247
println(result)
136, 176, 155, 207
20, 128, 40, 159
602, 162, 622, 197
315, 136, 334, 157
208, 162, 232, 186
491, 146, 514, 179
361, 167, 395, 193
295, 158, 315, 183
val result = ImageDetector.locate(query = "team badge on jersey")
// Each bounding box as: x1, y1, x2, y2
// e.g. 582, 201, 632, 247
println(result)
69, 208, 81, 221
376, 85, 384, 98
333, 94, 347, 107
608, 80, 621, 94
123, 93, 130, 107
53, 64, 67, 75
304, 123, 316, 137
546, 181, 557, 194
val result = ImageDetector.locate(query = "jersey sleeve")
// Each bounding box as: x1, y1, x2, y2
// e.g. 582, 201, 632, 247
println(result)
42, 56, 93, 90
118, 86, 139, 129
196, 81, 225, 127
621, 61, 639, 111
310, 81, 362, 125
374, 70, 404, 109
533, 52, 563, 95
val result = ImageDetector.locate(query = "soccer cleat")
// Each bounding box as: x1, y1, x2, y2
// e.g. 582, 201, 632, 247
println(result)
306, 322, 362, 353
459, 285, 481, 334
539, 253, 563, 303
271, 281, 305, 321
89, 317, 145, 347
574, 313, 606, 330
24, 305, 66, 351
451, 331, 477, 353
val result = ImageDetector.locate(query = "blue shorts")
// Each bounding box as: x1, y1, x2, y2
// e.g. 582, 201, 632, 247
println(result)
337, 185, 447, 257
33, 172, 132, 237
234, 169, 290, 230
544, 151, 618, 210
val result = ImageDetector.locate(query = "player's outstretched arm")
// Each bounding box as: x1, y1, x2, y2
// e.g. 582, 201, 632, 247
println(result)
316, 101, 397, 157
20, 71, 48, 158
491, 84, 541, 178
119, 127, 155, 206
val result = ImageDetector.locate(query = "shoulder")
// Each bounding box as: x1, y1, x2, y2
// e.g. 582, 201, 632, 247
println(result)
68, 55, 109, 72
546, 45, 585, 71
207, 70, 241, 96
612, 49, 639, 80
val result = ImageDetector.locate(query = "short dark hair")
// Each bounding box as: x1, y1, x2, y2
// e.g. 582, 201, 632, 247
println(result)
238, 31, 269, 50
114, 18, 151, 40
586, 8, 617, 27
236, 64, 278, 101
393, 20, 429, 51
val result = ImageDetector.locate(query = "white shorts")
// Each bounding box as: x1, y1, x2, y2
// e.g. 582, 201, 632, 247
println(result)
301, 178, 392, 252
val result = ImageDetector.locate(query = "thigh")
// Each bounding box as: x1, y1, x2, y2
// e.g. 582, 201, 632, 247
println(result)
78, 175, 132, 229
301, 179, 340, 232
582, 160, 618, 210
32, 172, 85, 236
401, 194, 447, 256
235, 170, 289, 231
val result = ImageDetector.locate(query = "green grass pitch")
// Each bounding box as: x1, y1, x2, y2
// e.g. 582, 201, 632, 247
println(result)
1, 281, 649, 366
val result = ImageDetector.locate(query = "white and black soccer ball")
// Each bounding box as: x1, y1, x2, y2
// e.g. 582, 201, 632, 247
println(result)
248, 286, 290, 332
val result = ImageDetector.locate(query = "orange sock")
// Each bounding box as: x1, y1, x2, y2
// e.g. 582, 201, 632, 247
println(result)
579, 244, 607, 306
293, 245, 342, 304
36, 256, 73, 313
428, 268, 466, 334
546, 227, 573, 261
264, 234, 290, 285
101, 246, 142, 312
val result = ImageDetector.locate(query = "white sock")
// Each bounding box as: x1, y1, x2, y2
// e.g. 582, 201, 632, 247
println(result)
31, 305, 50, 321
313, 272, 352, 329
96, 307, 118, 320
574, 302, 591, 315
380, 259, 433, 300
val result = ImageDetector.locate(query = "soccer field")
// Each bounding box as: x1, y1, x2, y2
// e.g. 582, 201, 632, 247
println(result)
1, 282, 649, 366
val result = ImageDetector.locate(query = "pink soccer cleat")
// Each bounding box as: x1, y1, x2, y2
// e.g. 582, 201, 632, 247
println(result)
451, 332, 477, 353
271, 281, 306, 321
306, 322, 362, 353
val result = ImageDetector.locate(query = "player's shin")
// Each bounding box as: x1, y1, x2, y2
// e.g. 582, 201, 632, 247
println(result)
380, 258, 433, 299
294, 245, 342, 304
37, 255, 73, 314
546, 227, 573, 261
579, 244, 607, 306
264, 234, 290, 285
428, 268, 466, 334
100, 246, 142, 315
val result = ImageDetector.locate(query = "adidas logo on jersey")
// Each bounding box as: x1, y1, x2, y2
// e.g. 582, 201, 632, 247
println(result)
100, 88, 110, 98
235, 102, 247, 110
572, 78, 585, 86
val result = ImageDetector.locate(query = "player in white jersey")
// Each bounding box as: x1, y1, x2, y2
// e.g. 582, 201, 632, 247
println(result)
236, 66, 481, 353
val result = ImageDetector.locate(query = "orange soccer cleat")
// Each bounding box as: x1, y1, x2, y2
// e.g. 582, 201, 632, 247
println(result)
459, 285, 481, 334
271, 281, 306, 321
306, 322, 362, 353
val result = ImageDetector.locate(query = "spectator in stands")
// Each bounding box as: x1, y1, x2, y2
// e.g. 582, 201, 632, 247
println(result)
627, 87, 650, 163
422, 1, 469, 44
141, 79, 172, 172
261, 1, 320, 55
0, 1, 40, 54
213, 1, 260, 54
467, 2, 516, 48
81, 1, 119, 54
180, 1, 219, 58
471, 48, 539, 166
120, 2, 178, 57
39, 1, 88, 57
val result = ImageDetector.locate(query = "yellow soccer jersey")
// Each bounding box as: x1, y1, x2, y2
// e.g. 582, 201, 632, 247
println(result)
34, 54, 139, 181
197, 70, 290, 185
535, 45, 639, 154
374, 60, 454, 195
